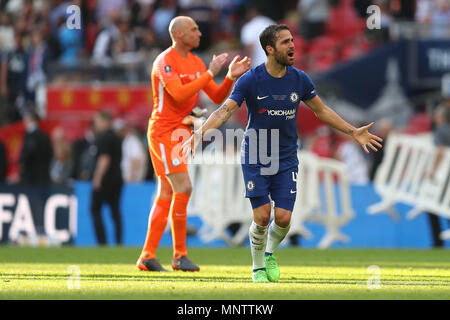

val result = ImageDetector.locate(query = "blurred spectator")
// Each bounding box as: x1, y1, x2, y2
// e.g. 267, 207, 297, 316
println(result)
19, 110, 53, 185
430, 101, 450, 174
41, 19, 61, 61
130, 0, 155, 28
50, 139, 73, 185
150, 0, 177, 48
111, 18, 138, 64
49, 126, 73, 185
115, 120, 148, 183
415, 0, 434, 24
49, 0, 71, 30
0, 12, 14, 52
71, 122, 97, 180
332, 131, 370, 185
369, 117, 393, 180
431, 102, 450, 167
416, 0, 450, 38
91, 111, 123, 245
0, 139, 6, 184
3, 0, 23, 15
0, 29, 28, 123
240, 7, 275, 67
427, 103, 450, 247
111, 17, 141, 82
51, 126, 66, 148
430, 0, 450, 39
26, 28, 51, 103
179, 0, 219, 52
389, 0, 416, 20
297, 0, 330, 40
96, 0, 128, 26
136, 28, 161, 54
57, 16, 83, 67
15, 0, 36, 29
92, 11, 121, 67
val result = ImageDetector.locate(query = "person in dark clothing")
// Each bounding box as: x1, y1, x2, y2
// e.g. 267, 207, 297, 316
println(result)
0, 139, 6, 184
19, 111, 53, 185
71, 122, 97, 180
369, 118, 393, 180
26, 28, 52, 103
427, 104, 450, 247
91, 111, 123, 245
0, 29, 29, 123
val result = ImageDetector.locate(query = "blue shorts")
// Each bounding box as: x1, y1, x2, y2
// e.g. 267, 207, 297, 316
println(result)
241, 164, 298, 211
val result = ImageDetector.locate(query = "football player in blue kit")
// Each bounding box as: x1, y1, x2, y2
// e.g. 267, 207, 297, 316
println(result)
182, 24, 383, 282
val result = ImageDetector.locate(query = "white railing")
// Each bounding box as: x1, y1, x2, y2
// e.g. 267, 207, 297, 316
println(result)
187, 150, 354, 248
292, 151, 354, 249
368, 133, 450, 240
188, 156, 253, 246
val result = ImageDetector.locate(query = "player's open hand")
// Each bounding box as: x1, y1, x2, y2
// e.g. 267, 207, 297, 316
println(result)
181, 115, 205, 128
182, 131, 201, 161
228, 55, 251, 80
208, 53, 228, 77
352, 122, 383, 153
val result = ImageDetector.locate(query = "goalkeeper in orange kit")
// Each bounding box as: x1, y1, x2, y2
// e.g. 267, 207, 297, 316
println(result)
136, 16, 251, 271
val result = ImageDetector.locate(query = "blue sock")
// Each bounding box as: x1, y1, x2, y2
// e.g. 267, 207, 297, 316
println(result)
265, 252, 272, 257
253, 267, 266, 272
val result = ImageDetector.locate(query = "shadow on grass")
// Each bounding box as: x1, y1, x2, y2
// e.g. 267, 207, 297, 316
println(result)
1, 248, 450, 271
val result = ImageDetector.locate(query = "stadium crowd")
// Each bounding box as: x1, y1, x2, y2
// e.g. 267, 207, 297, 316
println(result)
0, 0, 449, 188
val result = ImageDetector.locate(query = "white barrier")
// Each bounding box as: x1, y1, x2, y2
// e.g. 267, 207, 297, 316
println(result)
368, 133, 450, 240
187, 150, 354, 248
292, 151, 354, 249
188, 151, 253, 246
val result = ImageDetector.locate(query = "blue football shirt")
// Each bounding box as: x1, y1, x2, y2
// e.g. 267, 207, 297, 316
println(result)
229, 63, 317, 172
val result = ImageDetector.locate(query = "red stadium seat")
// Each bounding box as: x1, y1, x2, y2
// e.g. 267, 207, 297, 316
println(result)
402, 113, 432, 135
325, 0, 365, 41
293, 35, 307, 62
85, 23, 99, 54
340, 43, 360, 62
306, 36, 338, 72
308, 35, 339, 54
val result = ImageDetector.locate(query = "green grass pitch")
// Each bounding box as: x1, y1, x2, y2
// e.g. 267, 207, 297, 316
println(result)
0, 247, 449, 300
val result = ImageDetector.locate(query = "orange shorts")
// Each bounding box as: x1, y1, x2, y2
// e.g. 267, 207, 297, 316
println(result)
148, 125, 192, 178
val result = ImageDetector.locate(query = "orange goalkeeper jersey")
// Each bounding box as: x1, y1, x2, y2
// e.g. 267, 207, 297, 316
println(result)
148, 47, 233, 137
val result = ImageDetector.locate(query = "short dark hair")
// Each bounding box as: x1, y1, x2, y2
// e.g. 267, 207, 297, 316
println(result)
259, 24, 290, 56
96, 110, 113, 122
24, 109, 40, 122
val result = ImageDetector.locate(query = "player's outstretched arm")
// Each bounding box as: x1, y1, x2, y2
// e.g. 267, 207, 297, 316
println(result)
305, 95, 383, 153
182, 98, 239, 159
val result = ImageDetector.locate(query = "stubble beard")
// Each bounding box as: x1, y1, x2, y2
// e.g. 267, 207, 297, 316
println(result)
274, 50, 293, 66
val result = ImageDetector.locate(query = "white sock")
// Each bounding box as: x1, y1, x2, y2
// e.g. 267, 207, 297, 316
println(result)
249, 221, 268, 271
266, 221, 290, 254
